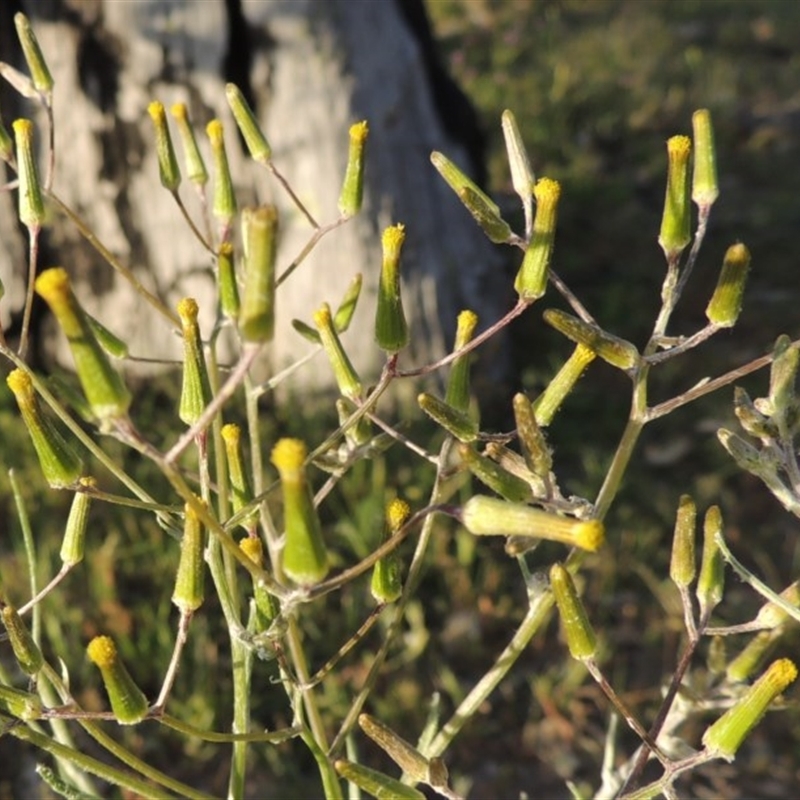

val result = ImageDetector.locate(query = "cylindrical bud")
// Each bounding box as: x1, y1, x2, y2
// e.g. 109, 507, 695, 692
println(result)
513, 392, 552, 477
514, 178, 561, 300
692, 109, 718, 208
338, 120, 369, 217
543, 309, 639, 370
532, 344, 597, 426
769, 335, 798, 416
240, 537, 280, 629
86, 635, 149, 725
705, 243, 751, 328
333, 760, 426, 800
418, 392, 478, 443
430, 151, 501, 217
697, 505, 725, 621
240, 205, 278, 343
550, 563, 597, 661
658, 135, 692, 260
1, 605, 44, 675
459, 443, 533, 503
225, 83, 271, 164
375, 223, 409, 353
445, 309, 479, 413
206, 119, 237, 224
753, 581, 800, 630
0, 683, 43, 721
217, 242, 240, 319
333, 272, 363, 333
717, 428, 763, 474
670, 494, 696, 589
0, 116, 14, 164
703, 658, 797, 760
313, 303, 362, 400
14, 13, 54, 94
86, 313, 129, 359
457, 185, 513, 243
726, 630, 779, 684
336, 396, 373, 448
501, 109, 535, 209
371, 498, 410, 604
13, 119, 45, 229
170, 103, 208, 186
733, 387, 776, 439
35, 268, 131, 423
147, 101, 181, 191
461, 496, 604, 552
6, 368, 84, 488
358, 713, 432, 784
221, 423, 258, 531
177, 298, 212, 427
172, 502, 206, 612
271, 439, 328, 585
61, 476, 96, 565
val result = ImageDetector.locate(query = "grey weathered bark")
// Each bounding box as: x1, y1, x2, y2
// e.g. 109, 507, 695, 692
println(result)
0, 0, 511, 402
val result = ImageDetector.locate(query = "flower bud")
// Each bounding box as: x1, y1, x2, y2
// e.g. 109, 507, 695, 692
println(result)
768, 335, 798, 417
371, 499, 409, 604
501, 109, 534, 214
532, 345, 596, 426
461, 496, 604, 552
239, 537, 280, 628
457, 185, 513, 243
733, 386, 776, 439
333, 272, 363, 333
375, 223, 409, 353
705, 243, 751, 328
14, 13, 53, 94
703, 658, 797, 760
692, 109, 718, 208
217, 242, 240, 319
172, 502, 206, 612
514, 178, 561, 300
0, 114, 14, 164
550, 563, 597, 661
206, 119, 237, 224
13, 119, 45, 229
726, 630, 779, 684
358, 713, 433, 784
6, 368, 83, 488
86, 635, 149, 724
85, 313, 129, 359
314, 303, 362, 400
658, 135, 692, 260
225, 83, 271, 164
336, 396, 373, 448
1, 605, 44, 675
753, 581, 800, 630
35, 268, 131, 424
697, 505, 725, 621
177, 298, 212, 427
221, 423, 258, 532
543, 309, 639, 370
669, 494, 696, 589
418, 392, 478, 443
513, 392, 552, 477
459, 443, 533, 503
430, 151, 501, 217
240, 205, 278, 343
61, 477, 96, 566
170, 103, 208, 186
0, 683, 42, 721
271, 439, 328, 585
147, 101, 181, 191
334, 759, 425, 799
338, 120, 368, 217
445, 309, 478, 413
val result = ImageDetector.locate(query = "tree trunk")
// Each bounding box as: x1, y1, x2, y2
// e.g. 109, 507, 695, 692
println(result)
0, 0, 512, 402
